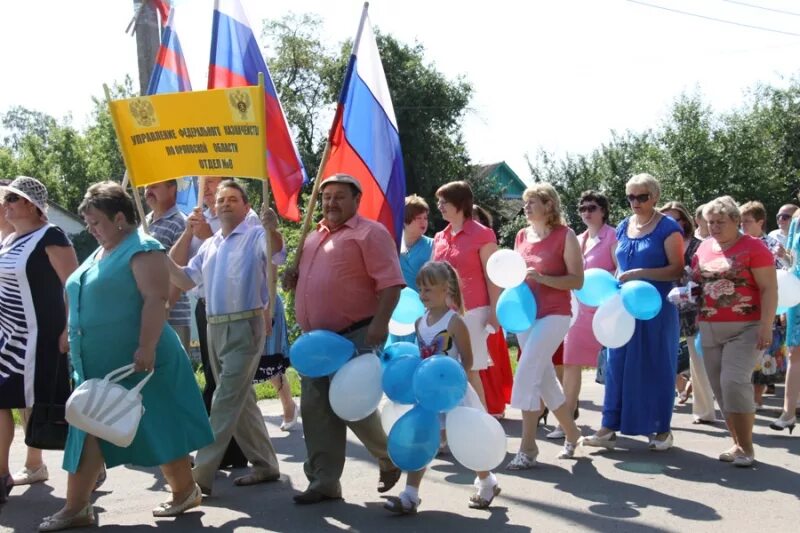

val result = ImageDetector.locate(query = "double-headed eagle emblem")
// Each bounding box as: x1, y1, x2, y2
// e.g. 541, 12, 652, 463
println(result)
228, 90, 252, 121
128, 98, 157, 128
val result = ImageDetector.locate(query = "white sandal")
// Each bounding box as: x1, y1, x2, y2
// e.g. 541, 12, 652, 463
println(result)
505, 451, 537, 470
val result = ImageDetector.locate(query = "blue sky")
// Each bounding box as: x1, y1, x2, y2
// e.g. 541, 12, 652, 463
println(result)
2, 0, 800, 181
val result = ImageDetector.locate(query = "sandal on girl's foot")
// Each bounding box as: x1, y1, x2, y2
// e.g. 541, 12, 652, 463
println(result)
557, 440, 578, 459
468, 484, 501, 509
733, 453, 755, 468
506, 451, 537, 470
13, 464, 49, 485
280, 401, 300, 431
38, 504, 95, 532
383, 495, 420, 515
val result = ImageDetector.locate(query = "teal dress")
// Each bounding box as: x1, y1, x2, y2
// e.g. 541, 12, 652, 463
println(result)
63, 231, 213, 473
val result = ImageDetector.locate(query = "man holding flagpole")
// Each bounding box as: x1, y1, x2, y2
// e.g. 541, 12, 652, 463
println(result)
167, 180, 285, 495
286, 174, 403, 504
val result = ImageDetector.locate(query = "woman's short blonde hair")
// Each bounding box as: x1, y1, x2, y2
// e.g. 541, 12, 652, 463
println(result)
522, 183, 565, 227
739, 201, 766, 222
626, 173, 661, 202
703, 195, 741, 223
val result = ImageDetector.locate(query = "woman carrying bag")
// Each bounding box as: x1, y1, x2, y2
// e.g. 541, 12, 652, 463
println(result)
39, 182, 213, 531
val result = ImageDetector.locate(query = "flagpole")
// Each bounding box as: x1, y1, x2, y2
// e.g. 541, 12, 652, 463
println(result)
103, 83, 149, 234
289, 2, 370, 276
258, 73, 276, 321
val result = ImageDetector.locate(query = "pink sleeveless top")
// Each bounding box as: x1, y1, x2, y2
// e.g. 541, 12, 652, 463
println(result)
514, 225, 571, 318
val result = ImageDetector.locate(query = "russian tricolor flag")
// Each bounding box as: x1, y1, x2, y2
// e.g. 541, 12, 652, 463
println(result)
208, 0, 308, 221
322, 4, 406, 246
145, 4, 198, 213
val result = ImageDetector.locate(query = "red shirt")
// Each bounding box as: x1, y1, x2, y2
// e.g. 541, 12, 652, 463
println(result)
295, 215, 405, 332
515, 225, 571, 318
691, 234, 774, 322
433, 218, 497, 310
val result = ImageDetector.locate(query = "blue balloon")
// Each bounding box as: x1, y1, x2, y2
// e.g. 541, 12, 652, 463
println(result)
289, 330, 355, 378
380, 342, 421, 366
496, 283, 537, 333
382, 355, 422, 404
391, 287, 425, 324
694, 335, 703, 358
388, 406, 440, 471
413, 355, 467, 413
575, 268, 620, 307
620, 280, 662, 320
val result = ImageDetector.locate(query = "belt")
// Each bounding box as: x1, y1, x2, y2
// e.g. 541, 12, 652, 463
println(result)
336, 317, 373, 336
207, 308, 262, 325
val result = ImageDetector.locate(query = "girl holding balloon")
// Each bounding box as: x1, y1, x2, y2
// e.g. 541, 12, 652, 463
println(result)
583, 173, 684, 451
506, 184, 585, 469
384, 261, 501, 513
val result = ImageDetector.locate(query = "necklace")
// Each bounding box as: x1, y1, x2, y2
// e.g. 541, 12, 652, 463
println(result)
633, 211, 657, 230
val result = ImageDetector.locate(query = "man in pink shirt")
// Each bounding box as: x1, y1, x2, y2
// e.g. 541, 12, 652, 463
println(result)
285, 174, 404, 504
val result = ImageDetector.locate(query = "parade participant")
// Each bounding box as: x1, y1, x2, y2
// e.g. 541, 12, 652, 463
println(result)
168, 180, 284, 495
768, 203, 797, 247
40, 182, 212, 530
143, 179, 192, 354
694, 204, 710, 241
506, 184, 584, 469
583, 173, 683, 451
0, 177, 77, 504
693, 196, 777, 466
551, 191, 617, 440
284, 174, 403, 505
661, 201, 717, 423
384, 261, 500, 513
433, 181, 499, 407
740, 201, 785, 409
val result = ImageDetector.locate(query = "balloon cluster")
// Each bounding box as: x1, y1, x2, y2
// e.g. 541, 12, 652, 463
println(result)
486, 250, 538, 333
388, 288, 425, 336
290, 330, 385, 421
381, 347, 507, 472
576, 269, 663, 348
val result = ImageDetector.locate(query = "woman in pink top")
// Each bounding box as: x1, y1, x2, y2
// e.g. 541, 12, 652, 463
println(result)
506, 184, 585, 469
433, 181, 500, 406
549, 192, 617, 440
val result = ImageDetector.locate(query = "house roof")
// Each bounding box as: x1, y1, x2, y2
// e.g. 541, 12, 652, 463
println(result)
470, 161, 528, 197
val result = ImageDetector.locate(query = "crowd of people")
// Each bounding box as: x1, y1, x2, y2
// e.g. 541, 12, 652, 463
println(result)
0, 171, 797, 529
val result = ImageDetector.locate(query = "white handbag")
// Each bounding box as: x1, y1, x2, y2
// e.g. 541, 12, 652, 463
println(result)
65, 364, 153, 448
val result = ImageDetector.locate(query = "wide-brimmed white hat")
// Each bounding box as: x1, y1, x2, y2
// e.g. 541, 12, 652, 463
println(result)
4, 176, 48, 214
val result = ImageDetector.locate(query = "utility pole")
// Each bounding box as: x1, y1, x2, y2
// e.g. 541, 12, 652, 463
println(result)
132, 0, 160, 95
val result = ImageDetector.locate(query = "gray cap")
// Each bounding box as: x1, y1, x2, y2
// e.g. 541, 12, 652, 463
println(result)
320, 173, 362, 193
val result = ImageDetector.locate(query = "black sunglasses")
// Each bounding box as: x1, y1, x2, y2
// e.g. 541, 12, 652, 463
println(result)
626, 193, 650, 204
579, 204, 599, 213
3, 193, 22, 203
777, 213, 792, 221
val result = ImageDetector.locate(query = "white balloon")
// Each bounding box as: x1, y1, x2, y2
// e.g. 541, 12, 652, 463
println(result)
329, 353, 383, 422
592, 293, 635, 348
388, 319, 416, 336
380, 399, 414, 434
777, 270, 800, 309
445, 406, 507, 471
570, 291, 580, 327
486, 249, 528, 289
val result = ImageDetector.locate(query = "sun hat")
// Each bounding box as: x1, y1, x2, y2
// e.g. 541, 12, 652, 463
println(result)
320, 173, 362, 193
4, 176, 48, 214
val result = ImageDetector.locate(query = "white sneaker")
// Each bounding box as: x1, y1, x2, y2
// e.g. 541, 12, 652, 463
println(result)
12, 464, 48, 485
280, 401, 300, 431
546, 426, 565, 439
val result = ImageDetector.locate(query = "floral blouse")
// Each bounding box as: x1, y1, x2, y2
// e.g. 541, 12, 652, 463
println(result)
691, 234, 774, 322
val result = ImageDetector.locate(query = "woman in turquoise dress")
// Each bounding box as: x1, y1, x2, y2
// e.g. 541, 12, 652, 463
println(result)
40, 182, 213, 532
582, 174, 684, 451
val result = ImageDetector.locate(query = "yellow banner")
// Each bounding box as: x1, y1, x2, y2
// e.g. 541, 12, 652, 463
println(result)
108, 85, 267, 187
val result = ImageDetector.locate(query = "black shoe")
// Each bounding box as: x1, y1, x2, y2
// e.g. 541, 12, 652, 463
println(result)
293, 489, 342, 505
377, 467, 401, 493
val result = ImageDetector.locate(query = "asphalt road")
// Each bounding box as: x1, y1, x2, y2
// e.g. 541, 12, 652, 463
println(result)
2, 372, 799, 532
